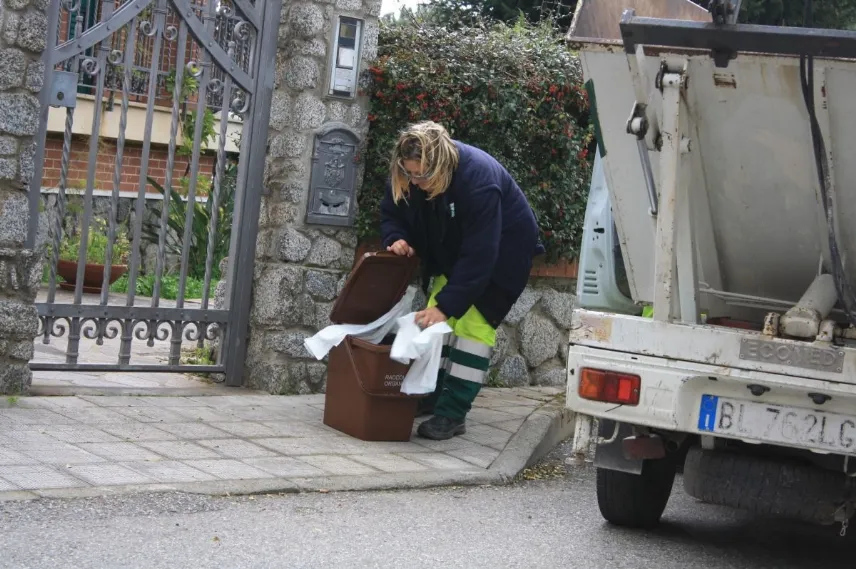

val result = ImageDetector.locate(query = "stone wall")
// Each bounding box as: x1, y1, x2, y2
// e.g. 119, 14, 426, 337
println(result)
491, 280, 575, 388
0, 0, 47, 394
242, 0, 379, 393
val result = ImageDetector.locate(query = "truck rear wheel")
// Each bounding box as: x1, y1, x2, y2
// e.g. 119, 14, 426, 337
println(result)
596, 456, 677, 528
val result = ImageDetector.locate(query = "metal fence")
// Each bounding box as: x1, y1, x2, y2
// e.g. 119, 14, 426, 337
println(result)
27, 0, 280, 384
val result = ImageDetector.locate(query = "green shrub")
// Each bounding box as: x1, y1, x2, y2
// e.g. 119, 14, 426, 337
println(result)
141, 161, 237, 281
164, 69, 218, 158
358, 18, 593, 262
110, 273, 205, 300
59, 214, 131, 266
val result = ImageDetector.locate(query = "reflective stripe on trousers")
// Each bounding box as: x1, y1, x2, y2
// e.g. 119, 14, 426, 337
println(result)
447, 336, 491, 385
425, 275, 497, 420
430, 334, 493, 420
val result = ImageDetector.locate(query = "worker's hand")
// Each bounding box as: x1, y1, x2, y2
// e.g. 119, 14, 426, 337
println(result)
415, 307, 447, 329
387, 239, 415, 257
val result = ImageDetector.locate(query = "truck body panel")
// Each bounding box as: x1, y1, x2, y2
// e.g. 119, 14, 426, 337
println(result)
569, 0, 856, 307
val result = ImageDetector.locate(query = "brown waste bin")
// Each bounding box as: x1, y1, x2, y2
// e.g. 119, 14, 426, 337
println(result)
323, 252, 426, 441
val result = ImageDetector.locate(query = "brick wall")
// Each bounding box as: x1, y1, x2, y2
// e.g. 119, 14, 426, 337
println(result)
41, 135, 217, 194
530, 258, 578, 279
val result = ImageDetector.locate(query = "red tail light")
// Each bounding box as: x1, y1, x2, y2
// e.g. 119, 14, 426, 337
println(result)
578, 368, 641, 406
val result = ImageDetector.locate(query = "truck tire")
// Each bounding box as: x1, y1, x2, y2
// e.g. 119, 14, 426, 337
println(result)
683, 446, 856, 525
596, 456, 677, 528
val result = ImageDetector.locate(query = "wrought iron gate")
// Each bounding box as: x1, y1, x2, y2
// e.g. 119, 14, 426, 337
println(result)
27, 0, 280, 385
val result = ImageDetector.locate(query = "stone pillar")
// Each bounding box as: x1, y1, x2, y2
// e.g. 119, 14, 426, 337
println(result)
243, 0, 380, 393
0, 0, 47, 393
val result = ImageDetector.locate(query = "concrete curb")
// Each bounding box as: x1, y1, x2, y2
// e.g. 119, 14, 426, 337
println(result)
489, 398, 575, 481
0, 396, 575, 501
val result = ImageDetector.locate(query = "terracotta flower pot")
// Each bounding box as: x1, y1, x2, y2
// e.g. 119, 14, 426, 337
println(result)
56, 259, 128, 294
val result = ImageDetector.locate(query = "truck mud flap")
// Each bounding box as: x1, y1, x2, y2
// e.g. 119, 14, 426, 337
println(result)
594, 419, 644, 475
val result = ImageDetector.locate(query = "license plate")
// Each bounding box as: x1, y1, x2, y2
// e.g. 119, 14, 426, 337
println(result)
698, 394, 856, 453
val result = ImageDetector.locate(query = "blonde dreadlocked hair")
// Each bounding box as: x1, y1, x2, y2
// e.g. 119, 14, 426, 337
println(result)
389, 121, 460, 203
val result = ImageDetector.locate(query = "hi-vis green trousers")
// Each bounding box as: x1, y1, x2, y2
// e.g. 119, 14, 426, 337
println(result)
422, 275, 497, 420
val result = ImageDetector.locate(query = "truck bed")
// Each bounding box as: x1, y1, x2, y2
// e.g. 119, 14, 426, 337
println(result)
568, 0, 856, 309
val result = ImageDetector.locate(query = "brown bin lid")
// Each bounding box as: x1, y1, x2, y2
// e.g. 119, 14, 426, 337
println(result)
329, 252, 419, 325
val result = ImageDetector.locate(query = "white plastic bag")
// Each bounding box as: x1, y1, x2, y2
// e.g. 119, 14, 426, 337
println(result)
303, 288, 416, 360
388, 313, 422, 364
391, 313, 452, 395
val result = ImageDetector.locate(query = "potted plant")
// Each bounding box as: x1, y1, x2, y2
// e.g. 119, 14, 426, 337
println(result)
56, 217, 131, 294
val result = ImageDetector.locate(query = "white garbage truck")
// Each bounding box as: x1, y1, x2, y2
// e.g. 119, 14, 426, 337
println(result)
565, 0, 856, 533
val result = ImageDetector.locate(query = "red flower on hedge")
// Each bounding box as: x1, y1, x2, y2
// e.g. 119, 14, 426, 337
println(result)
416, 93, 426, 101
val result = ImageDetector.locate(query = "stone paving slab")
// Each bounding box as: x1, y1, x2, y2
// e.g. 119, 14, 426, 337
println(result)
0, 387, 573, 500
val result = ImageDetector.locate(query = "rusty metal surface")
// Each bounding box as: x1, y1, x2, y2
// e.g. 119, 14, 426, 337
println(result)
763, 313, 780, 337
568, 0, 710, 42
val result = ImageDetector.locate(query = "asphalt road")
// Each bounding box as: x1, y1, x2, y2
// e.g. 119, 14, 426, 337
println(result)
0, 452, 853, 568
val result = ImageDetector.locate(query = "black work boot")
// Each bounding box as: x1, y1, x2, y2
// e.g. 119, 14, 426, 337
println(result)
417, 415, 466, 440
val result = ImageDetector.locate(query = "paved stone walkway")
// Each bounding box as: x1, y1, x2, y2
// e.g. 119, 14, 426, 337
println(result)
0, 387, 572, 500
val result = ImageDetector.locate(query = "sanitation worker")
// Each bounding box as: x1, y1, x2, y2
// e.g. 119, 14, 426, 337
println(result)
381, 121, 544, 440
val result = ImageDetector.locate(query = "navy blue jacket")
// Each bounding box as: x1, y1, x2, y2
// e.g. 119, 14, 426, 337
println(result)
380, 142, 544, 328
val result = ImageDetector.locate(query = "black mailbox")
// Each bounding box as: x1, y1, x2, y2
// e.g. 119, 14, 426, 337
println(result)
305, 123, 360, 227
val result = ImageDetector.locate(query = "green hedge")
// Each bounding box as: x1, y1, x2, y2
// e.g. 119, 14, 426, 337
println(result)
357, 19, 593, 262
